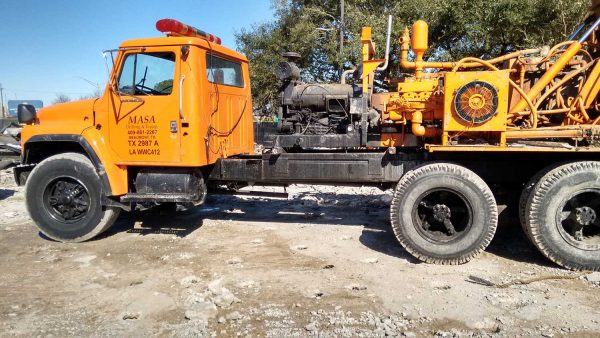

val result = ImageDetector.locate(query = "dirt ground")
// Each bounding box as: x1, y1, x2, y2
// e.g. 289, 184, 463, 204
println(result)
1, 168, 600, 338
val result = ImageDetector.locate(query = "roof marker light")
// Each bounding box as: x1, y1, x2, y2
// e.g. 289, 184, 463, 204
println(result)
156, 18, 222, 45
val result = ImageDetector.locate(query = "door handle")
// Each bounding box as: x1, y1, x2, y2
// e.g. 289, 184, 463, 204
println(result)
179, 74, 186, 122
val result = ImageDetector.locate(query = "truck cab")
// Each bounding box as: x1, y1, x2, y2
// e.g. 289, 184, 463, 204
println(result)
16, 19, 253, 241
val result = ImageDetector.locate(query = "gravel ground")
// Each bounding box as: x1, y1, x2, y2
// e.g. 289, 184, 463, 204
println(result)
1, 168, 600, 337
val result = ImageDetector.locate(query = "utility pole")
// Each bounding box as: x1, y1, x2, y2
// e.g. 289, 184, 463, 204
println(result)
339, 0, 345, 79
0, 83, 5, 118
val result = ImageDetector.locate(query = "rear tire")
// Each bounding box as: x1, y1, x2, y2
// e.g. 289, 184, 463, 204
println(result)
525, 161, 600, 271
518, 164, 560, 242
25, 153, 120, 242
390, 163, 498, 264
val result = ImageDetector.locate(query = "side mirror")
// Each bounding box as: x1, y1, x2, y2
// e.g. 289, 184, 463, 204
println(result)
17, 104, 37, 124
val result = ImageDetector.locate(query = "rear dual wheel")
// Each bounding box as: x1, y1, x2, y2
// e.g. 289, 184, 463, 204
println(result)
518, 164, 561, 242
390, 163, 498, 264
524, 161, 600, 271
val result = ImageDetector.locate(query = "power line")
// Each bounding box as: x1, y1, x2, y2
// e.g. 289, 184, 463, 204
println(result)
3, 88, 91, 95
74, 76, 100, 90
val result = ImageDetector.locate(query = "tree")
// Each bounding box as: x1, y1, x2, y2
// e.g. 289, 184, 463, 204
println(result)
78, 87, 104, 100
52, 93, 72, 104
426, 0, 590, 60
154, 79, 173, 94
236, 0, 589, 115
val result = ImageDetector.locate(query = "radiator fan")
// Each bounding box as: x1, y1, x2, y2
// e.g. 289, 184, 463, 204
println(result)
453, 80, 499, 124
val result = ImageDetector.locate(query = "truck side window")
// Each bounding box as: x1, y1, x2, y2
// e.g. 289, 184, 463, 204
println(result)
206, 54, 243, 87
117, 52, 176, 95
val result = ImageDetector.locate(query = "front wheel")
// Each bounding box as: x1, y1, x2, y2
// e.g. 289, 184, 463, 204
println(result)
390, 163, 498, 264
25, 153, 120, 242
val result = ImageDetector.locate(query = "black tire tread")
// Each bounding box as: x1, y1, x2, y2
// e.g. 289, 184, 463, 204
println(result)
25, 152, 120, 242
518, 163, 563, 243
390, 163, 498, 265
526, 161, 600, 271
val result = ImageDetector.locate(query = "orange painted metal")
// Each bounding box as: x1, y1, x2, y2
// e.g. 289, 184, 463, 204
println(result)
21, 30, 253, 196
510, 41, 583, 115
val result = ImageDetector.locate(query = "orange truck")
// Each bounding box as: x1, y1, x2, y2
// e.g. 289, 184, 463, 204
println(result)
14, 11, 600, 271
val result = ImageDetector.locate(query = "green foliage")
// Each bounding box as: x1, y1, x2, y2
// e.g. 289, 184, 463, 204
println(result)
428, 0, 590, 60
236, 0, 589, 114
154, 79, 174, 94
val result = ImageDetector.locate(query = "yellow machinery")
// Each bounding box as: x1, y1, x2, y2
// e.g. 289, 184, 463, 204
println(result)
365, 13, 600, 151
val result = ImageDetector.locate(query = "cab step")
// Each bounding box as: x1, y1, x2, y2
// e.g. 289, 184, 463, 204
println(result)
120, 193, 194, 203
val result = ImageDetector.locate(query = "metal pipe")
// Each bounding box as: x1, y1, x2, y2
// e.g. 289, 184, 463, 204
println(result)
339, 0, 344, 79
399, 27, 539, 71
410, 110, 439, 137
580, 59, 600, 106
539, 41, 575, 64
376, 15, 393, 72
505, 126, 599, 139
340, 68, 356, 84
540, 107, 577, 114
567, 17, 589, 41
510, 41, 587, 114
578, 16, 600, 44
508, 79, 538, 128
451, 57, 499, 72
505, 129, 584, 139
578, 97, 591, 121
510, 108, 571, 117
0, 84, 4, 118
533, 62, 594, 109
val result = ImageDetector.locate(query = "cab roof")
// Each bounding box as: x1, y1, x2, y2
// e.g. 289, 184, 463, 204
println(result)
119, 36, 248, 62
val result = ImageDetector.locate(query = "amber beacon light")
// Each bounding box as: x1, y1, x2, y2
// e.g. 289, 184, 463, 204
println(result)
156, 18, 222, 44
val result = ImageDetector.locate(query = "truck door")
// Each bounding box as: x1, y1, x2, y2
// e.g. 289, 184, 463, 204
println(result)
205, 52, 253, 163
109, 49, 181, 163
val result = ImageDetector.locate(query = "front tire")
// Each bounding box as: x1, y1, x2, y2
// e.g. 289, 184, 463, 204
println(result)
525, 161, 600, 271
25, 153, 120, 242
390, 163, 498, 264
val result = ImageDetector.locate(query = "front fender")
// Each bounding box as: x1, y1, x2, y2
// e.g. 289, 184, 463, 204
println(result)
80, 128, 128, 196
21, 131, 128, 196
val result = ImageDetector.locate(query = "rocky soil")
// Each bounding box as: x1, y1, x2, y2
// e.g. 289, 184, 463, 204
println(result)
1, 168, 600, 337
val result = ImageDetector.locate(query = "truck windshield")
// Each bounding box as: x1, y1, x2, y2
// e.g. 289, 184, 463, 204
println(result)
117, 52, 175, 96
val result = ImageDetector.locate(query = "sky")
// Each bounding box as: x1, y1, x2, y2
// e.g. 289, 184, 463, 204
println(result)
0, 0, 275, 108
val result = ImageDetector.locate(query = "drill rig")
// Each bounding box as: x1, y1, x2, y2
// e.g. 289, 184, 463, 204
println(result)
274, 9, 600, 152
263, 2, 600, 270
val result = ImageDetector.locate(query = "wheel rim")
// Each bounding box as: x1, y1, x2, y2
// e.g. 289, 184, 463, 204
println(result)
556, 189, 600, 251
43, 177, 91, 224
412, 189, 473, 243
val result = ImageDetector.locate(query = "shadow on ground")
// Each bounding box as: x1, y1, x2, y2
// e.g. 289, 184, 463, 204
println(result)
94, 190, 555, 268
101, 204, 206, 239
0, 188, 15, 201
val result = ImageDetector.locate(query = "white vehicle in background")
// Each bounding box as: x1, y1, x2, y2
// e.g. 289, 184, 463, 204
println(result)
0, 100, 40, 168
